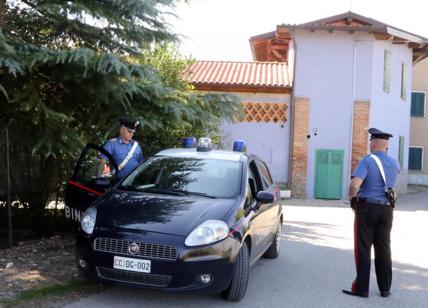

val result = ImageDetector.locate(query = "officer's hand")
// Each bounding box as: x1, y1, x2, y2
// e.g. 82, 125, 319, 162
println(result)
350, 197, 358, 210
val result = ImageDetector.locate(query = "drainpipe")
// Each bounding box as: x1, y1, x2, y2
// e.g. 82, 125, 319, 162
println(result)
348, 40, 361, 196
287, 29, 297, 190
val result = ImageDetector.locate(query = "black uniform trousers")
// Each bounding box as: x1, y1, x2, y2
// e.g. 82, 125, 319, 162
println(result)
351, 201, 393, 293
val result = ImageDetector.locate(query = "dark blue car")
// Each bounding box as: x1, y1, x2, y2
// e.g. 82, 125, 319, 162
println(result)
66, 138, 283, 302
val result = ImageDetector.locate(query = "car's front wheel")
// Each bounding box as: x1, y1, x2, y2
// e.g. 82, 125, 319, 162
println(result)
263, 221, 281, 259
221, 241, 249, 302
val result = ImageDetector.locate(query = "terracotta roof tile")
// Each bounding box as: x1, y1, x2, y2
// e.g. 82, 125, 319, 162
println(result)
186, 61, 291, 88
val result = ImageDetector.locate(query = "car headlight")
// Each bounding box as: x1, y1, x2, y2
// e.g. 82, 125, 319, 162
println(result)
81, 207, 97, 235
185, 220, 229, 247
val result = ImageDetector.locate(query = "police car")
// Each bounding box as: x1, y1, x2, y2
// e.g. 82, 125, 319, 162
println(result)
66, 138, 283, 302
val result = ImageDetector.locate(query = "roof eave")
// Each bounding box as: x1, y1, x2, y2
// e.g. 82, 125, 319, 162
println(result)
279, 11, 428, 42
282, 24, 387, 33
249, 30, 276, 42
249, 40, 257, 61
279, 24, 428, 45
387, 27, 427, 43
296, 11, 379, 27
192, 83, 292, 94
412, 46, 428, 64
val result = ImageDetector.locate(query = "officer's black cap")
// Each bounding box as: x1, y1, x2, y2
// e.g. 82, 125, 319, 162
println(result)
119, 116, 139, 132
368, 127, 393, 140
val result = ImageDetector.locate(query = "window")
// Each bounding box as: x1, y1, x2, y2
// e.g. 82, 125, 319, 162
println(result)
383, 50, 391, 93
401, 63, 407, 100
408, 147, 423, 171
398, 136, 404, 169
77, 146, 116, 183
249, 161, 263, 192
255, 160, 273, 190
120, 157, 242, 198
411, 92, 426, 117
245, 168, 256, 208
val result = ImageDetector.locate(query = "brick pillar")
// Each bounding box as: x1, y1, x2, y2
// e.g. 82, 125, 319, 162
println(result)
291, 97, 310, 198
351, 100, 370, 173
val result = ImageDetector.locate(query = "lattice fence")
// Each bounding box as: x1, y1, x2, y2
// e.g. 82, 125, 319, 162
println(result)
241, 102, 288, 123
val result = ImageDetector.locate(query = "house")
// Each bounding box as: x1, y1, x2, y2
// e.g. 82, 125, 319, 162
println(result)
188, 61, 292, 184
187, 12, 428, 199
409, 58, 428, 185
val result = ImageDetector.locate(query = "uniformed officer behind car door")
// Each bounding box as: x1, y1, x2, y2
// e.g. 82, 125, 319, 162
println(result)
98, 116, 144, 179
342, 128, 399, 298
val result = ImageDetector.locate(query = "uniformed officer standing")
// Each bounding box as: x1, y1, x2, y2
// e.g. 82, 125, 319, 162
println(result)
342, 128, 399, 298
99, 116, 144, 179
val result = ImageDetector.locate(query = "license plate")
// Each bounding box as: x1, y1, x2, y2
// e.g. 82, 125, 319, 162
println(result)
113, 256, 151, 273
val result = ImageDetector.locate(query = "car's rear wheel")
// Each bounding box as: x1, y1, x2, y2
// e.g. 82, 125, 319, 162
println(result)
221, 241, 249, 302
263, 221, 281, 259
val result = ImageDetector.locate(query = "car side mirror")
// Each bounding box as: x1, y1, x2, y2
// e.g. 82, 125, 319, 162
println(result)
255, 191, 274, 204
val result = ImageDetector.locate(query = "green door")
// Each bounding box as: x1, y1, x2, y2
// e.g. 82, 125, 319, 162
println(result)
314, 149, 344, 199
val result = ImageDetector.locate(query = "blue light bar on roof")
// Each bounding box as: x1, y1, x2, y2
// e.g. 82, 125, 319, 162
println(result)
197, 137, 212, 152
233, 140, 246, 152
182, 137, 197, 148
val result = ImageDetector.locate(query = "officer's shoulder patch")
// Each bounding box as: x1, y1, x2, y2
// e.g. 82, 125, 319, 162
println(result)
109, 138, 117, 143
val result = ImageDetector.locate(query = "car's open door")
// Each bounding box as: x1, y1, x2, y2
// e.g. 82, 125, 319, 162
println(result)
65, 144, 118, 224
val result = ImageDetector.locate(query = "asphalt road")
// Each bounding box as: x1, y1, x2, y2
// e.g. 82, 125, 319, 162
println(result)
64, 192, 428, 308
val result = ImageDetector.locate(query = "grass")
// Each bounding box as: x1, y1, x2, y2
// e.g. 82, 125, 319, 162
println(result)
0, 277, 93, 306
278, 182, 289, 190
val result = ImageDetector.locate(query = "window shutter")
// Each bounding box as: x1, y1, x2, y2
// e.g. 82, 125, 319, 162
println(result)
409, 147, 423, 171
383, 50, 391, 93
398, 136, 404, 169
411, 92, 417, 116
417, 93, 425, 116
411, 92, 425, 117
401, 63, 407, 100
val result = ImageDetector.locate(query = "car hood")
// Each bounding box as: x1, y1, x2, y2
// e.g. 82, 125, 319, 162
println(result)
94, 190, 237, 236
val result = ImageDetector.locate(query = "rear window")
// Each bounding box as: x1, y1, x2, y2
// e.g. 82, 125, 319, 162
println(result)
121, 156, 242, 198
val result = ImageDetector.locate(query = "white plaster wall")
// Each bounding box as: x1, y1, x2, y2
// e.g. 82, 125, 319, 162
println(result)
408, 174, 428, 185
370, 41, 412, 193
293, 31, 374, 199
354, 40, 374, 100
220, 92, 291, 183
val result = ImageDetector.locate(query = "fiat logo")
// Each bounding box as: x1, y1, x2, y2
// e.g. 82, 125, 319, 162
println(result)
128, 243, 140, 255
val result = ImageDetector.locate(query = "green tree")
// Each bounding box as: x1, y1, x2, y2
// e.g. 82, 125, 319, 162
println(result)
0, 0, 241, 225
135, 44, 239, 155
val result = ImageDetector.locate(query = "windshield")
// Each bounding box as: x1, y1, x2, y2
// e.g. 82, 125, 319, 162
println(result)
120, 156, 242, 199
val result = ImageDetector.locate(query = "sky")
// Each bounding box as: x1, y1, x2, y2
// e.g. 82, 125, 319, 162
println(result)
168, 0, 428, 61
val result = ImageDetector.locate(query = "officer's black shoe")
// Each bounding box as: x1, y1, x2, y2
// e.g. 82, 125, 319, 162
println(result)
342, 289, 369, 298
380, 291, 391, 297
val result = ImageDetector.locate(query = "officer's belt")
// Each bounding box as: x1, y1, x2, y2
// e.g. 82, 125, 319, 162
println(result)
359, 198, 392, 206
